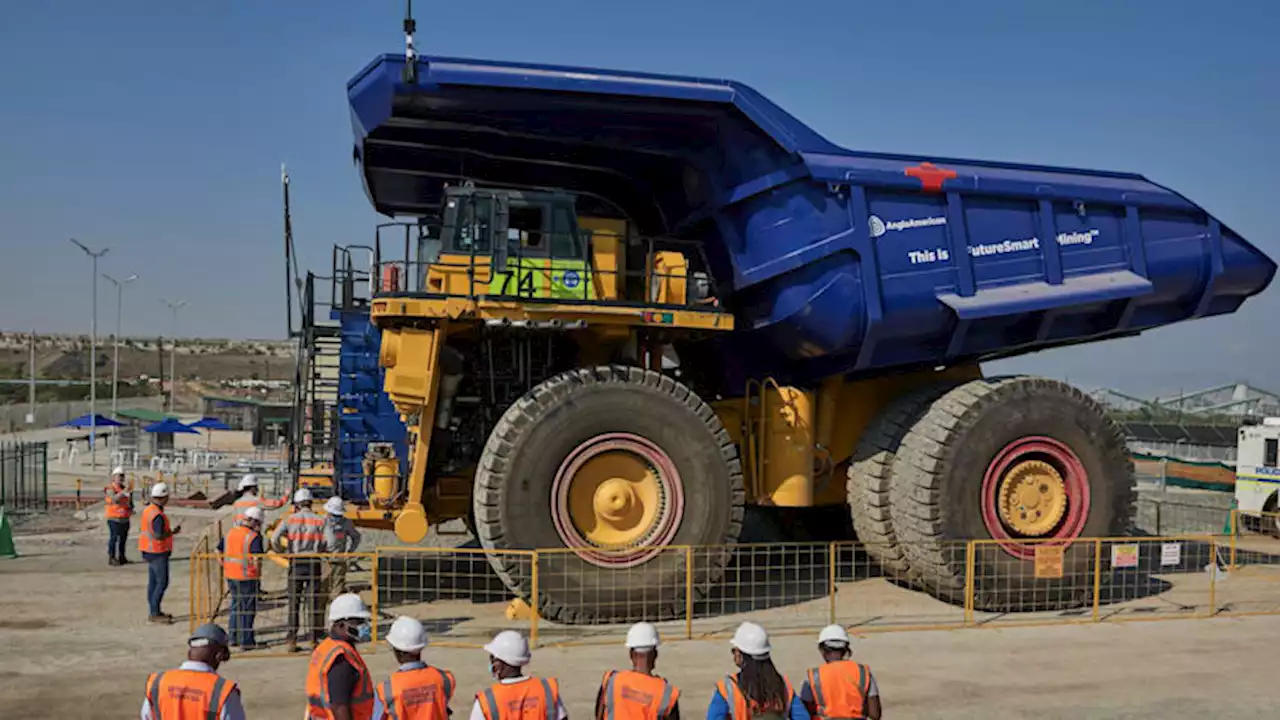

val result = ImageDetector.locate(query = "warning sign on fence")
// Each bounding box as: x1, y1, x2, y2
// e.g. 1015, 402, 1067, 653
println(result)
1111, 543, 1140, 569
1034, 545, 1064, 578
1160, 542, 1181, 567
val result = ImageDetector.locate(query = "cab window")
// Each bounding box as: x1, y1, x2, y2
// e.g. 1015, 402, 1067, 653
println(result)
550, 204, 582, 259
447, 197, 492, 253
508, 205, 546, 257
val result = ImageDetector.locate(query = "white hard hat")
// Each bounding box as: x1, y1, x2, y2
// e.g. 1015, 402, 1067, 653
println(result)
293, 488, 313, 504
386, 616, 429, 653
243, 506, 265, 523
818, 624, 850, 648
324, 497, 345, 516
151, 482, 170, 498
327, 593, 372, 624
111, 466, 125, 477
625, 622, 661, 650
237, 474, 259, 491
730, 621, 771, 658
483, 630, 531, 667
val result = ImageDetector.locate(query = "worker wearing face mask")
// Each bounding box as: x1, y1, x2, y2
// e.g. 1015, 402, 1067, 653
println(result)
472, 630, 567, 720
306, 593, 376, 720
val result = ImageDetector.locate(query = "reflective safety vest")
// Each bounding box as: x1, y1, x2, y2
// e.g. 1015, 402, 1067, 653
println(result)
222, 525, 261, 581
307, 637, 375, 720
715, 674, 796, 720
144, 668, 237, 720
139, 504, 173, 555
805, 662, 872, 720
104, 483, 132, 519
476, 677, 561, 720
599, 669, 679, 720
233, 495, 283, 524
283, 511, 327, 553
374, 665, 456, 720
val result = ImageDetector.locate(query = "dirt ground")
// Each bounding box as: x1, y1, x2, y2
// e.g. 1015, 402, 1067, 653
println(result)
4, 509, 1280, 718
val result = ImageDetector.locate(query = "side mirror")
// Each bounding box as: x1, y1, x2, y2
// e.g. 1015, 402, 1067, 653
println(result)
492, 194, 510, 274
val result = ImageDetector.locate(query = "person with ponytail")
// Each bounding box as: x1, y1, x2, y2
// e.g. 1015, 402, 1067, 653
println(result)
707, 623, 809, 720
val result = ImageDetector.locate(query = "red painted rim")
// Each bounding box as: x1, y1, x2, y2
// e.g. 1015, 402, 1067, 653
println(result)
551, 433, 685, 568
980, 436, 1090, 559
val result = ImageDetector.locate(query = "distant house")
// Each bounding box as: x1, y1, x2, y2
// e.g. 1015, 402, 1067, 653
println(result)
201, 394, 293, 447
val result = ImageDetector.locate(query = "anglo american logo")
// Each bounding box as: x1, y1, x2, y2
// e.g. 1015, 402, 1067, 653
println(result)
868, 214, 947, 238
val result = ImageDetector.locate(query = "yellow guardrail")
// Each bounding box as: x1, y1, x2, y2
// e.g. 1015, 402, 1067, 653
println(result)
189, 525, 1280, 658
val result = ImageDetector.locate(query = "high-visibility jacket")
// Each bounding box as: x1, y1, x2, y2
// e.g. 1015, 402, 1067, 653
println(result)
374, 665, 456, 720
144, 668, 237, 720
223, 525, 262, 581
307, 637, 375, 720
104, 483, 132, 519
280, 510, 327, 553
805, 662, 872, 720
715, 674, 796, 720
598, 669, 679, 720
476, 677, 561, 720
139, 503, 174, 555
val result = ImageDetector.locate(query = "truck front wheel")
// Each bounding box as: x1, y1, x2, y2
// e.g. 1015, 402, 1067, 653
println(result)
473, 365, 744, 623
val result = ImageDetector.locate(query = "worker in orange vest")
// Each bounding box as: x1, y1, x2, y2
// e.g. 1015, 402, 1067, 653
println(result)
218, 505, 265, 649
373, 616, 456, 720
104, 466, 134, 566
708, 623, 808, 720
473, 630, 566, 720
307, 593, 376, 720
594, 623, 680, 720
140, 482, 182, 624
231, 473, 285, 524
800, 626, 880, 720
142, 623, 245, 720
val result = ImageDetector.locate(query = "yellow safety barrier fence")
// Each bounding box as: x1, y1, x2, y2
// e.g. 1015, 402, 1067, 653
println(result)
190, 528, 1280, 657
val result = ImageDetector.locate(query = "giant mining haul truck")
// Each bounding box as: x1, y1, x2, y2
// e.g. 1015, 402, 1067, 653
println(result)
326, 52, 1275, 622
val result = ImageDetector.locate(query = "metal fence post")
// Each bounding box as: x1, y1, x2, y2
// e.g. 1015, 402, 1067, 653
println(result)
685, 547, 694, 640
1092, 539, 1103, 621
530, 551, 539, 647
41, 443, 48, 511
1207, 537, 1218, 617
963, 540, 975, 626
1155, 502, 1162, 536
1230, 510, 1238, 571
828, 542, 838, 625
371, 549, 381, 643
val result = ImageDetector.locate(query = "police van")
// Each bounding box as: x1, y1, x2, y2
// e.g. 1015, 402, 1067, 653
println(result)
1234, 418, 1280, 534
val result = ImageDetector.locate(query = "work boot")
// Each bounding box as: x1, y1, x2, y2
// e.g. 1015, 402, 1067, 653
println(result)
147, 614, 173, 625
109, 557, 119, 566
285, 635, 299, 653
118, 557, 131, 565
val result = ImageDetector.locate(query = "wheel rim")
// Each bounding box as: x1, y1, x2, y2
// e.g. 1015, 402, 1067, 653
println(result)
981, 437, 1090, 559
551, 433, 684, 568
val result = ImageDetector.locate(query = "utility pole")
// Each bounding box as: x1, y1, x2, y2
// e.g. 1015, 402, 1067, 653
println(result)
103, 274, 138, 431
70, 238, 109, 469
27, 331, 35, 424
163, 300, 187, 413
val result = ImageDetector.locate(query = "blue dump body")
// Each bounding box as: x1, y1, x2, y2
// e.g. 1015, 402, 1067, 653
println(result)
333, 308, 406, 502
347, 55, 1274, 385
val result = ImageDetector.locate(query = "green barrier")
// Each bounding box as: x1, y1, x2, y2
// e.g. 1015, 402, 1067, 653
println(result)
0, 509, 16, 558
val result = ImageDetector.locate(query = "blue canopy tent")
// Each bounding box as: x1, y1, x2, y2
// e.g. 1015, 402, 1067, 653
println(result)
61, 414, 125, 457
189, 417, 232, 449
143, 418, 199, 455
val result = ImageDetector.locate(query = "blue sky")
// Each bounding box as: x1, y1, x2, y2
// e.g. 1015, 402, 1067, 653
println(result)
1, 0, 1276, 395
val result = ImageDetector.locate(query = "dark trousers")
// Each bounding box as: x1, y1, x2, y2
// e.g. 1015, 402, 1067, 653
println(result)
145, 553, 171, 617
287, 560, 322, 643
228, 579, 259, 647
107, 519, 129, 561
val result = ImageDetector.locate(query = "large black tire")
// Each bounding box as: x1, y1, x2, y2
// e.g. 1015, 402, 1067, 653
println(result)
847, 383, 961, 577
889, 377, 1135, 610
474, 365, 745, 623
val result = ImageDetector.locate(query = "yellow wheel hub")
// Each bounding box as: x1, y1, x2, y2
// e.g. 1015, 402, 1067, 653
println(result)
566, 451, 663, 548
996, 460, 1068, 537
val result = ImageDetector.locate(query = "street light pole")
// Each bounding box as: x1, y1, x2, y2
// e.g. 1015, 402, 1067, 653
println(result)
163, 299, 187, 413
103, 274, 138, 428
70, 238, 109, 470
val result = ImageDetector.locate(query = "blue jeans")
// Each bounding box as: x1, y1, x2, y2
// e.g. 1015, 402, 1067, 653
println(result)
228, 579, 259, 646
107, 520, 129, 561
144, 553, 171, 617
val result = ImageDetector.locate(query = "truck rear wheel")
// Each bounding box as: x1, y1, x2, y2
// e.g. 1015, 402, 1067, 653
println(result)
889, 377, 1135, 609
848, 384, 960, 577
474, 365, 744, 623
